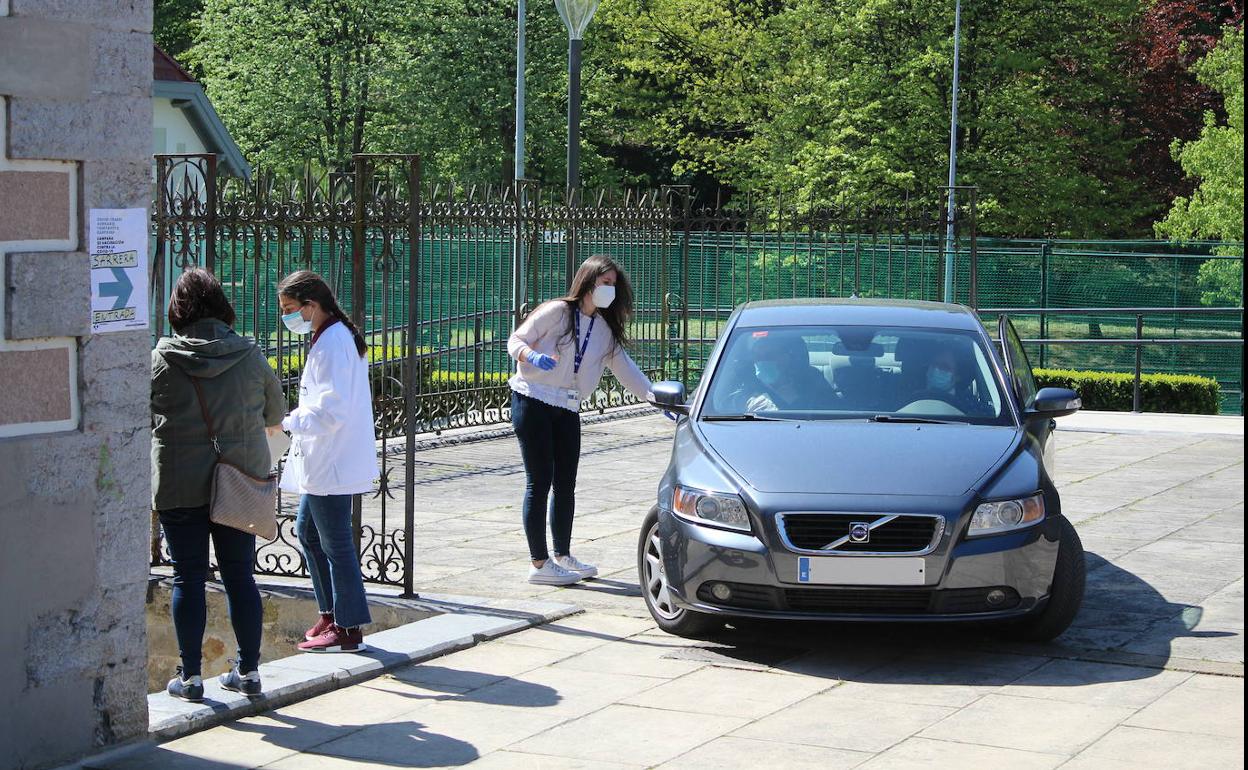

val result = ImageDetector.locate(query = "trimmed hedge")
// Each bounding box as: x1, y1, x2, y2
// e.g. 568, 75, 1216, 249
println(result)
426, 371, 511, 390
268, 345, 509, 394
1034, 368, 1221, 414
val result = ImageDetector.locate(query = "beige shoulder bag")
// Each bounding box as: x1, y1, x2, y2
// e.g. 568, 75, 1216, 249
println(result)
190, 377, 279, 541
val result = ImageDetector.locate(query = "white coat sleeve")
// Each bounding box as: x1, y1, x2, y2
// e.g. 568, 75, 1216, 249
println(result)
606, 345, 654, 402
282, 337, 357, 437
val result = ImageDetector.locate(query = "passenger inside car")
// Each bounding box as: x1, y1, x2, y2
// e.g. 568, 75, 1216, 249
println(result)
718, 332, 840, 413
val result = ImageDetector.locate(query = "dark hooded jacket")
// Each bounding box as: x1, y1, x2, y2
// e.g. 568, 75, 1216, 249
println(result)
151, 319, 285, 510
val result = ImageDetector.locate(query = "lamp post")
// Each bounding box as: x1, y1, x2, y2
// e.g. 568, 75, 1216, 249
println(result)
513, 0, 528, 323
943, 0, 962, 303
515, 0, 527, 182
555, 0, 599, 288
555, 0, 600, 191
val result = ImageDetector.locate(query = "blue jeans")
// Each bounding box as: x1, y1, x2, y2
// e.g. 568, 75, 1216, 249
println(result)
295, 494, 372, 628
511, 391, 582, 561
159, 506, 262, 677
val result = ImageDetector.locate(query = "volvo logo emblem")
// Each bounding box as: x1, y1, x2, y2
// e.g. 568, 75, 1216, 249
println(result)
849, 522, 871, 543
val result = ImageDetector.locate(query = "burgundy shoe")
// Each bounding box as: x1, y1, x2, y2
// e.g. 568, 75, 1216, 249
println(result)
305, 612, 335, 641
298, 624, 365, 653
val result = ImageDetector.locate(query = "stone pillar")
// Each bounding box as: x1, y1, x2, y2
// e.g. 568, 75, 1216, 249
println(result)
0, 1, 153, 767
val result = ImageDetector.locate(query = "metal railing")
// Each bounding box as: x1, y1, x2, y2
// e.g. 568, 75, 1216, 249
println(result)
981, 307, 1244, 413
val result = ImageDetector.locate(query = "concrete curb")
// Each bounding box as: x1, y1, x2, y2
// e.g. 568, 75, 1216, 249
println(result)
143, 592, 581, 743
1059, 410, 1244, 437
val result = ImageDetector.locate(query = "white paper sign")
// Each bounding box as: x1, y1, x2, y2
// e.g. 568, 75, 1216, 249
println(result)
267, 430, 291, 469
89, 209, 149, 334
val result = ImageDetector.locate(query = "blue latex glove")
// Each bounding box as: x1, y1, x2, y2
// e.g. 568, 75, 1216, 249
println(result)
662, 410, 678, 422
526, 351, 557, 371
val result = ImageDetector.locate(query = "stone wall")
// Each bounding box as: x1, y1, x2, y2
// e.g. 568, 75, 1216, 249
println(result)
0, 2, 153, 767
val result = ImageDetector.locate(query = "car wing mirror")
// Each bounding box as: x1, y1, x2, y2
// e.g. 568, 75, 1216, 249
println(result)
648, 381, 690, 415
1027, 387, 1081, 419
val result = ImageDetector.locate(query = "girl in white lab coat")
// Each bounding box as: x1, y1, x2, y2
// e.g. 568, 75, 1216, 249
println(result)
277, 271, 379, 652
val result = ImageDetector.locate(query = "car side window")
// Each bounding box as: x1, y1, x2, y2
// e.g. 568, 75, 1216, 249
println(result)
1001, 318, 1038, 408
971, 344, 1001, 416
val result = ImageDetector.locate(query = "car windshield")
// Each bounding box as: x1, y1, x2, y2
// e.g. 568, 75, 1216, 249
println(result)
701, 324, 1013, 426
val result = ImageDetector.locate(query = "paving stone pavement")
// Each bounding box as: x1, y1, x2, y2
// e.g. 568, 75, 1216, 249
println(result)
92, 414, 1244, 769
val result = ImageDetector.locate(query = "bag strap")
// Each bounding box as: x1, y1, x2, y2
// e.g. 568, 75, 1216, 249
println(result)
188, 376, 223, 457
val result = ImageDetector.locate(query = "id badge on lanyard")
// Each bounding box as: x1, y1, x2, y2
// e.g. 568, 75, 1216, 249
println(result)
569, 310, 595, 410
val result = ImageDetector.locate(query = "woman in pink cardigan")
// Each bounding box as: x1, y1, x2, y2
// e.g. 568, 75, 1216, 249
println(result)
507, 255, 655, 585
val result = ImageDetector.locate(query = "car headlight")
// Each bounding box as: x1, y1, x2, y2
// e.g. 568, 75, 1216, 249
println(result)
968, 494, 1045, 536
672, 486, 752, 532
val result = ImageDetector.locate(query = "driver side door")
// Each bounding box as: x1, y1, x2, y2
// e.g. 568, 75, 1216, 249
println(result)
999, 315, 1056, 474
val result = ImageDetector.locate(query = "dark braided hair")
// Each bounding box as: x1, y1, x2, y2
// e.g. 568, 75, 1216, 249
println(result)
277, 270, 367, 356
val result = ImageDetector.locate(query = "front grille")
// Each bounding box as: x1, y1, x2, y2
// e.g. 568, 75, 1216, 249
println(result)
783, 588, 933, 613
780, 513, 940, 553
698, 582, 1021, 615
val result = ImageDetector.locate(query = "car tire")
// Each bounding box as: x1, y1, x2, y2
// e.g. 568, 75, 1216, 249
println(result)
638, 508, 719, 638
998, 515, 1086, 642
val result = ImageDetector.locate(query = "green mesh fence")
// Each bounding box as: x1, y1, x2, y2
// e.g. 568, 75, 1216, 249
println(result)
660, 234, 1242, 414
160, 229, 1244, 416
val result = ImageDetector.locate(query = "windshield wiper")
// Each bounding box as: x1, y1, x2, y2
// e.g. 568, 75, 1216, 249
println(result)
868, 414, 952, 425
702, 413, 791, 422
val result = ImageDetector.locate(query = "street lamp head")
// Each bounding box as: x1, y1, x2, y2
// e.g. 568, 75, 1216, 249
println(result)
555, 0, 600, 40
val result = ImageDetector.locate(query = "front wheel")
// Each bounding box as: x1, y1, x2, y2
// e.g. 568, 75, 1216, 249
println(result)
997, 515, 1086, 642
638, 508, 718, 637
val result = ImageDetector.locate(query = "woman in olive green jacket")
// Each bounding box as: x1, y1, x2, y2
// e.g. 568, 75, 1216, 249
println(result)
151, 269, 284, 702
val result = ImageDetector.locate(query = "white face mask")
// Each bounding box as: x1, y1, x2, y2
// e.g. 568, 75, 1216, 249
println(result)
282, 308, 313, 335
592, 284, 616, 309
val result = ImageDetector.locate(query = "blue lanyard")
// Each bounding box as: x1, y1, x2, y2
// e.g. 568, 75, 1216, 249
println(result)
573, 311, 595, 374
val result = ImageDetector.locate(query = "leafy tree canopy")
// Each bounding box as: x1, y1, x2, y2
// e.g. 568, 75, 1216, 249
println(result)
167, 0, 1245, 240
1157, 26, 1244, 245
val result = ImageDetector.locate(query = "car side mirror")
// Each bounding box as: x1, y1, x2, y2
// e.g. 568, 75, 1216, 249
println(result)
649, 381, 690, 415
1027, 387, 1081, 418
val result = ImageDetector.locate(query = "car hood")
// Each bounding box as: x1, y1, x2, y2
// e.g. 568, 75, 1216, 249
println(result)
698, 421, 1019, 496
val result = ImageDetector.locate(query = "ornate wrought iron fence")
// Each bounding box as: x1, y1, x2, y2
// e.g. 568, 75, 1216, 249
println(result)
150, 152, 1242, 590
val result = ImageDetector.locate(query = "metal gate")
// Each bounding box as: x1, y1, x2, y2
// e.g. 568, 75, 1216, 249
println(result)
150, 153, 978, 590
152, 153, 425, 594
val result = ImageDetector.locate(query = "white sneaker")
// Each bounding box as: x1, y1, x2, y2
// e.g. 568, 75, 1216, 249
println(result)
553, 554, 599, 579
528, 559, 582, 586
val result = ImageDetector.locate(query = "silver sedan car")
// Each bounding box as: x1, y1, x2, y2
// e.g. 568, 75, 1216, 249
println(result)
641, 299, 1085, 641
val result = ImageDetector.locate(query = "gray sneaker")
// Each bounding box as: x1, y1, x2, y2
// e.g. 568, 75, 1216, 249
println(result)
219, 664, 262, 697
167, 667, 204, 702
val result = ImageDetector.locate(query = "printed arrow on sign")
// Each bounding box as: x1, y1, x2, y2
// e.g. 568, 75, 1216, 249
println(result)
99, 267, 133, 311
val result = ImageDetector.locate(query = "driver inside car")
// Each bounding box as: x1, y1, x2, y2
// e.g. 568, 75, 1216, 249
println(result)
736, 332, 840, 413
917, 344, 988, 415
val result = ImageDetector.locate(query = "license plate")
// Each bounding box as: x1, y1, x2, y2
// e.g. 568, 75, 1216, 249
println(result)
797, 556, 926, 586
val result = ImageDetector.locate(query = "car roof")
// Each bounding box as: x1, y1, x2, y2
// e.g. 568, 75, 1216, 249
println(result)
734, 298, 986, 331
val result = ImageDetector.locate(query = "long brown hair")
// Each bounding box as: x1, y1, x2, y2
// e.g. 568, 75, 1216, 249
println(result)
558, 254, 634, 349
277, 270, 367, 356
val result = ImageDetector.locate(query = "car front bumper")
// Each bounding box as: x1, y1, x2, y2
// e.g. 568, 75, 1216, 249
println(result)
656, 508, 1062, 622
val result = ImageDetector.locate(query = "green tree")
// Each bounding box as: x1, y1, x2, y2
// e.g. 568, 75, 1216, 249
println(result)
155, 0, 203, 63
192, 0, 617, 185
1156, 27, 1243, 305
192, 0, 416, 172
594, 0, 1150, 236
1156, 28, 1244, 240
